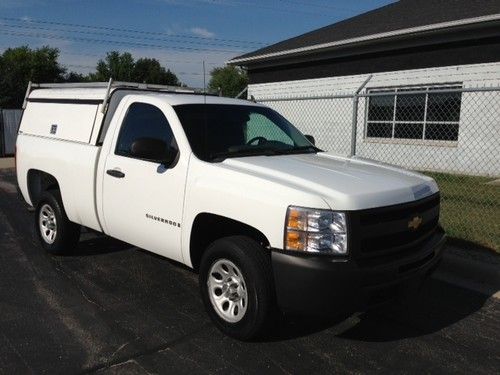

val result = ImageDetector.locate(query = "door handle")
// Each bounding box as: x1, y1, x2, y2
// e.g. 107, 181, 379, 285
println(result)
106, 169, 125, 178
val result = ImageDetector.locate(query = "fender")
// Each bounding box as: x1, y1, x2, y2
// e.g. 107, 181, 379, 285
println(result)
181, 155, 330, 268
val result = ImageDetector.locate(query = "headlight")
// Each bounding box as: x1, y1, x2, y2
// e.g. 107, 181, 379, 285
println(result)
284, 206, 348, 255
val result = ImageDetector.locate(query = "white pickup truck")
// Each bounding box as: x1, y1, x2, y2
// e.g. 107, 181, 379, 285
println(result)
16, 81, 446, 340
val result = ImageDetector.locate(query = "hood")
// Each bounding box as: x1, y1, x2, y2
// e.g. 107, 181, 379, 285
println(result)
221, 152, 438, 210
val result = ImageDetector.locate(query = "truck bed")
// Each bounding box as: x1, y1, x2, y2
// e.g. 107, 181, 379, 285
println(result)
16, 134, 103, 232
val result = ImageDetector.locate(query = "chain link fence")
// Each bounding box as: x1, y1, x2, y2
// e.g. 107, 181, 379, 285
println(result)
257, 86, 500, 251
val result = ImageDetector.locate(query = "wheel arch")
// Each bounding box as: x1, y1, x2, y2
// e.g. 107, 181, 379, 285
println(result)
27, 169, 60, 206
189, 212, 271, 271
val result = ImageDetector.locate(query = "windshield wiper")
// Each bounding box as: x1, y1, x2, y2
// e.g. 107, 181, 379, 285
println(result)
272, 145, 322, 155
209, 145, 322, 162
209, 147, 279, 162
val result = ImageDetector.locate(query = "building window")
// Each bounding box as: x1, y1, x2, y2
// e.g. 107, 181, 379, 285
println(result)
366, 85, 462, 142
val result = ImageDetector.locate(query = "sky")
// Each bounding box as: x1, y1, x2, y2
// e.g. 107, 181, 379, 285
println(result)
0, 0, 395, 87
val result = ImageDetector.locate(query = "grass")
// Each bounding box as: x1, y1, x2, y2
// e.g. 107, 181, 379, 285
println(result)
424, 172, 499, 253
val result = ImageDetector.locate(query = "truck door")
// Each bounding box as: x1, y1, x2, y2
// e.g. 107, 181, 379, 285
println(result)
101, 99, 187, 263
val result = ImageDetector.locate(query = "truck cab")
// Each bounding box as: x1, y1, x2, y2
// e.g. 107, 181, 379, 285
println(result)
16, 81, 446, 340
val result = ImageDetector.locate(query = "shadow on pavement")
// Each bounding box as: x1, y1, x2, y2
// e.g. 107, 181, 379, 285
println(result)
339, 277, 492, 342
68, 234, 134, 256
41, 226, 494, 345
260, 312, 354, 342
259, 276, 491, 342
66, 232, 493, 344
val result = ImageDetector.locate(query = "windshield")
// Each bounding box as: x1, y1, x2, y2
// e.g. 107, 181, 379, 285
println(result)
174, 104, 319, 162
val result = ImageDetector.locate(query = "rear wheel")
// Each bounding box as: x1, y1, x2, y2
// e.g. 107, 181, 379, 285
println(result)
199, 236, 275, 340
35, 190, 80, 255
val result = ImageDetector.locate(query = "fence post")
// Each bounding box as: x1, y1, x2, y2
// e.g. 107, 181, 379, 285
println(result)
350, 75, 372, 157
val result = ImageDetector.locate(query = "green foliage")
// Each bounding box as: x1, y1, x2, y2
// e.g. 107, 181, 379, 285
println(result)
89, 51, 135, 81
133, 58, 181, 86
208, 66, 248, 98
88, 52, 181, 85
0, 46, 66, 108
424, 171, 499, 251
0, 47, 183, 108
64, 71, 89, 83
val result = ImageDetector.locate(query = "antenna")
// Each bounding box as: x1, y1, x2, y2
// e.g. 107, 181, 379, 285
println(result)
202, 60, 208, 157
203, 60, 207, 104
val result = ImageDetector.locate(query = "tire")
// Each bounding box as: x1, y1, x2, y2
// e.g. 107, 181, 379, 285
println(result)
199, 236, 275, 340
35, 190, 81, 255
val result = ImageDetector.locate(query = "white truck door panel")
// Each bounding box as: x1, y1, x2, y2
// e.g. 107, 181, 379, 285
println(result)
101, 98, 187, 263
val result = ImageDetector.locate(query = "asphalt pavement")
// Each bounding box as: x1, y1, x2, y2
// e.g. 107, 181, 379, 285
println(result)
0, 168, 499, 374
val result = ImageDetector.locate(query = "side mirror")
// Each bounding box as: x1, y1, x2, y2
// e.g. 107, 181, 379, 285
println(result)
163, 146, 179, 166
131, 137, 177, 165
304, 134, 315, 145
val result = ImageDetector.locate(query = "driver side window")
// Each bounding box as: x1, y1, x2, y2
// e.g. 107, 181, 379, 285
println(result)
116, 102, 177, 158
245, 113, 294, 146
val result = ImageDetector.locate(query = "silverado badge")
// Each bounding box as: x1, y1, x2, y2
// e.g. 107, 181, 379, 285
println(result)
408, 216, 423, 231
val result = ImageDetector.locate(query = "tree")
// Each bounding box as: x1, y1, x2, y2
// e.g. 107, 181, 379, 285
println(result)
133, 58, 181, 86
0, 46, 185, 108
88, 52, 181, 86
0, 46, 65, 108
89, 51, 135, 82
208, 66, 248, 98
64, 71, 89, 83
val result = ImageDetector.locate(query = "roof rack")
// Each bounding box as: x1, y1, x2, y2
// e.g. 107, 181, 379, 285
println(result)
22, 78, 211, 111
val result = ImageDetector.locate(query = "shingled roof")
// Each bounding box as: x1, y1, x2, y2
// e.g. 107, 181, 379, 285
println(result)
230, 0, 500, 65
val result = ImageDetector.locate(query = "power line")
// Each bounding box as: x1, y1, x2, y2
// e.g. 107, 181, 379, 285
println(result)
0, 30, 244, 54
188, 0, 353, 16
276, 0, 361, 12
59, 51, 221, 66
178, 72, 204, 76
42, 50, 221, 65
63, 64, 205, 76
0, 17, 266, 46
0, 45, 218, 82
0, 45, 223, 68
63, 64, 95, 70
1, 22, 259, 50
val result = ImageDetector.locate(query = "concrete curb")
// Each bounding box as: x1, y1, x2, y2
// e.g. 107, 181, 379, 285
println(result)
433, 245, 500, 297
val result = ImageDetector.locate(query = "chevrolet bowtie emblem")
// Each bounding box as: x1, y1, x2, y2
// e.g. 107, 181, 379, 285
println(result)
408, 216, 423, 230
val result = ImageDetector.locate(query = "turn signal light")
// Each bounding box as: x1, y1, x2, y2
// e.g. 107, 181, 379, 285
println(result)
285, 230, 306, 251
286, 208, 307, 230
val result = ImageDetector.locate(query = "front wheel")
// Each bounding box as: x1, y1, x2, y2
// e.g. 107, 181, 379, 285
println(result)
35, 190, 80, 255
199, 236, 275, 340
